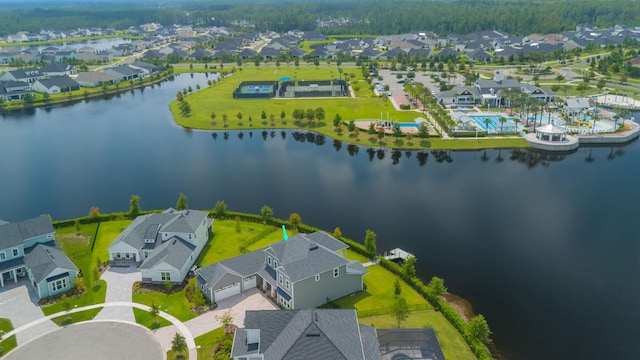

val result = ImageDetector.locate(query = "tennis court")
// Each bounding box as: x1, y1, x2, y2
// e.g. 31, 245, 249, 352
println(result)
240, 85, 275, 94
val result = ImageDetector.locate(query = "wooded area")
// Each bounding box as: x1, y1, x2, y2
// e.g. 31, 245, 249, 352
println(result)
0, 0, 638, 37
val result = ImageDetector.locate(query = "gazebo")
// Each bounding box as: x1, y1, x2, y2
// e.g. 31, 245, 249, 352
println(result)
535, 123, 568, 142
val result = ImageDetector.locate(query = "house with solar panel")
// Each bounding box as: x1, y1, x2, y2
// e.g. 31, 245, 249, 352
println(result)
107, 208, 213, 284
0, 215, 79, 299
195, 232, 367, 309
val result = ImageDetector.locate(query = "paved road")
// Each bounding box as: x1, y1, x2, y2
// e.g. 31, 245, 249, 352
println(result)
4, 321, 163, 360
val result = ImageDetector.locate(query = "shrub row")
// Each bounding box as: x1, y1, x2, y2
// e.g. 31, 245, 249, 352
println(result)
378, 258, 493, 360
52, 210, 162, 228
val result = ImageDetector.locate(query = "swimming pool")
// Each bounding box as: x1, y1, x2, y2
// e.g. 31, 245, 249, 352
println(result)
469, 116, 516, 132
398, 123, 419, 129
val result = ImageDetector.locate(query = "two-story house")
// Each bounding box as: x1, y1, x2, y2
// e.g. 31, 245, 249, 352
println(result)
0, 215, 79, 299
195, 232, 367, 309
107, 208, 213, 284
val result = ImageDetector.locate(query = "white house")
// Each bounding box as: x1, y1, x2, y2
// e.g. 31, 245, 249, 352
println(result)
108, 208, 213, 284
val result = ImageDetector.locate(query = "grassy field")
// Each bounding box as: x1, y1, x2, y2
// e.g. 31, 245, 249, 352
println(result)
334, 265, 427, 311
50, 308, 102, 326
132, 279, 198, 322
171, 65, 530, 150
0, 318, 17, 356
196, 219, 285, 267
133, 308, 172, 329
361, 310, 476, 360
41, 280, 107, 315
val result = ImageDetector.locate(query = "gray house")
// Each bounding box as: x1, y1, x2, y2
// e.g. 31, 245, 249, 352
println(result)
0, 216, 79, 299
196, 232, 367, 309
231, 309, 381, 360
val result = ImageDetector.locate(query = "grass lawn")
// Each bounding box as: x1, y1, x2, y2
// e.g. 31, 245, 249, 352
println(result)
41, 280, 107, 315
197, 219, 284, 267
361, 310, 476, 360
333, 265, 428, 312
0, 318, 17, 356
133, 308, 172, 329
56, 223, 99, 282
50, 308, 102, 326
346, 249, 370, 263
195, 327, 233, 360
133, 278, 198, 322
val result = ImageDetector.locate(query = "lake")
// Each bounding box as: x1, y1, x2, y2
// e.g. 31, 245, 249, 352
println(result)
0, 73, 638, 360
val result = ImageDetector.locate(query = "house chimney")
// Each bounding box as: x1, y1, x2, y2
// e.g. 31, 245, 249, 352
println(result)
493, 71, 502, 83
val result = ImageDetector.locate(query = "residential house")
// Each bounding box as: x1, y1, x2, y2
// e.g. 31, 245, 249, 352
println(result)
74, 72, 117, 88
231, 309, 381, 360
32, 76, 81, 94
107, 208, 213, 284
0, 68, 43, 84
0, 81, 31, 101
0, 216, 79, 299
103, 64, 146, 81
196, 232, 367, 309
39, 63, 78, 77
128, 61, 165, 77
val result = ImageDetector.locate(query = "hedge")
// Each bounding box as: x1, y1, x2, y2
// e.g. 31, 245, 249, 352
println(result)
378, 258, 493, 360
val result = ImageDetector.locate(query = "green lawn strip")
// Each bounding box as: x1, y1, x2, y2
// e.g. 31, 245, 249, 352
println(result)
56, 223, 99, 281
0, 318, 17, 357
41, 280, 107, 316
360, 310, 477, 360
132, 308, 172, 329
133, 283, 197, 322
346, 249, 370, 263
166, 349, 187, 360
50, 308, 102, 326
94, 220, 132, 263
195, 327, 233, 360
333, 265, 427, 312
197, 219, 284, 267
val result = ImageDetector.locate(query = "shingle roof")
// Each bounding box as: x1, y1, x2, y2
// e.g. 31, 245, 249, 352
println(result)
24, 244, 78, 283
139, 236, 195, 270
75, 71, 117, 84
0, 215, 54, 250
197, 250, 264, 287
377, 328, 445, 360
234, 309, 378, 360
39, 63, 75, 74
35, 76, 80, 89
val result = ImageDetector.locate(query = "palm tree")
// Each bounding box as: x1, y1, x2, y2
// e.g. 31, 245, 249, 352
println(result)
483, 118, 492, 134
499, 116, 506, 134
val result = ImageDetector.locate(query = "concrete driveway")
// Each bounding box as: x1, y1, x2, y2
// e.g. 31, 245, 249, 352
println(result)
93, 265, 141, 323
153, 288, 277, 352
0, 280, 57, 345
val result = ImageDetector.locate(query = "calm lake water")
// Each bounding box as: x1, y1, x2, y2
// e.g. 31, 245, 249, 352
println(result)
1, 74, 638, 360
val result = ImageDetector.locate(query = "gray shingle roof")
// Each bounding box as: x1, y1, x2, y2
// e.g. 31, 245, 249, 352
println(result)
35, 76, 80, 89
234, 309, 378, 360
377, 328, 445, 360
24, 244, 78, 283
139, 236, 195, 270
197, 250, 264, 287
0, 215, 54, 250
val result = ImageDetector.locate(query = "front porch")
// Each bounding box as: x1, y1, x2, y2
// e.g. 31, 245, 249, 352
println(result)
0, 259, 27, 288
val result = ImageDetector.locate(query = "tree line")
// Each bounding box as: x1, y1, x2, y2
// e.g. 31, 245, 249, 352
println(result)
1, 0, 638, 37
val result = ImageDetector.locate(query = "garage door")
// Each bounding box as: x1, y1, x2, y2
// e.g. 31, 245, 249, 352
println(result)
214, 282, 240, 301
243, 276, 256, 289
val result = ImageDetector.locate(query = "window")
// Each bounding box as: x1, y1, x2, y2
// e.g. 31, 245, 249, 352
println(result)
285, 280, 290, 290
47, 234, 53, 239
12, 248, 19, 257
274, 260, 278, 268
50, 278, 67, 292
267, 256, 271, 266
333, 268, 339, 278
125, 253, 130, 259
161, 272, 171, 281
0, 252, 5, 261
189, 234, 192, 239
315, 274, 320, 282
279, 274, 283, 285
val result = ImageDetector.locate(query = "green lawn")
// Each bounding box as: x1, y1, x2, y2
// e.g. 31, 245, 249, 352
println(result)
346, 249, 370, 263
41, 280, 107, 315
133, 308, 172, 329
195, 327, 233, 360
197, 219, 284, 267
333, 265, 427, 311
133, 278, 198, 322
56, 223, 99, 283
0, 318, 17, 357
361, 310, 477, 360
50, 308, 102, 326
